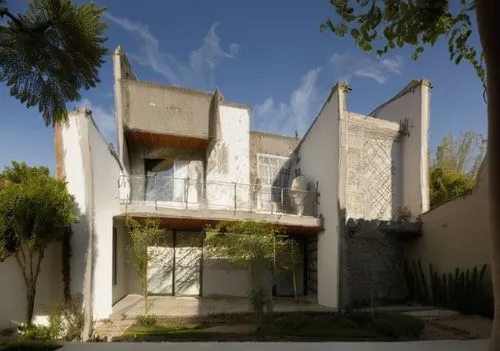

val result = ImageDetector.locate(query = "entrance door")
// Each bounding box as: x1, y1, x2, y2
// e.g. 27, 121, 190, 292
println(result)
147, 232, 174, 295
174, 232, 202, 296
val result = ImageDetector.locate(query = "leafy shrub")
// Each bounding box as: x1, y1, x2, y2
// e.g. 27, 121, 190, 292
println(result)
249, 287, 273, 319
57, 294, 85, 341
136, 314, 157, 328
373, 314, 424, 339
346, 311, 374, 328
21, 315, 64, 341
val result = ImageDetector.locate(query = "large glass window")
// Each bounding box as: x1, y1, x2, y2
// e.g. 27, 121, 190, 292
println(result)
257, 154, 291, 206
145, 159, 189, 202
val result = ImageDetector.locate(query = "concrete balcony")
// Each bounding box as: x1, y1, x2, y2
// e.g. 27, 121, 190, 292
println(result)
118, 175, 322, 234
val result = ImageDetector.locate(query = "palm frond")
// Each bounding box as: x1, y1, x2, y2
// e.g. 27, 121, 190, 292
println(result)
0, 0, 108, 126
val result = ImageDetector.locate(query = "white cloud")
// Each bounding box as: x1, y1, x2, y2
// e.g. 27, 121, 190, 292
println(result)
78, 98, 116, 145
329, 52, 402, 84
253, 68, 322, 136
104, 13, 238, 88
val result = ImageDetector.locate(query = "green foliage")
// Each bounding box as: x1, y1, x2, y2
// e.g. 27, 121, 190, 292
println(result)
0, 161, 76, 325
372, 314, 424, 339
404, 260, 493, 318
204, 221, 288, 270
56, 293, 85, 341
0, 0, 108, 125
322, 0, 485, 88
136, 314, 158, 328
430, 132, 486, 207
21, 314, 64, 341
125, 216, 165, 313
249, 287, 273, 319
204, 221, 292, 318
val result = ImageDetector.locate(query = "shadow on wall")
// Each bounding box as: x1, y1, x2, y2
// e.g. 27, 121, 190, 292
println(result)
0, 196, 87, 329
404, 158, 489, 275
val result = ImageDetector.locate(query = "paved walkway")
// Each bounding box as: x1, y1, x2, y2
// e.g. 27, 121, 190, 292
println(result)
111, 295, 334, 320
57, 340, 488, 351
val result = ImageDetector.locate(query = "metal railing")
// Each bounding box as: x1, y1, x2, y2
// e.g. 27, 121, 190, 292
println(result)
118, 175, 318, 217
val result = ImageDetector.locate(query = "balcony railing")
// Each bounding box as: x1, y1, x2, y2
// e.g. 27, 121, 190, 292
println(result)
119, 175, 318, 217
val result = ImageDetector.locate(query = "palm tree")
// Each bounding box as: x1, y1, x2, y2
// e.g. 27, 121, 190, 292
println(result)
0, 0, 108, 126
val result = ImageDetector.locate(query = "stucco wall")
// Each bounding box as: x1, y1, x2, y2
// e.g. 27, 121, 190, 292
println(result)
295, 83, 346, 308
206, 104, 250, 208
249, 131, 299, 184
370, 80, 431, 218
0, 243, 63, 329
61, 109, 123, 321
121, 80, 211, 140
405, 160, 489, 274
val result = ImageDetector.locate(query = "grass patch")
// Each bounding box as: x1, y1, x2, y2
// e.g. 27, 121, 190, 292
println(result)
117, 311, 424, 342
0, 340, 62, 351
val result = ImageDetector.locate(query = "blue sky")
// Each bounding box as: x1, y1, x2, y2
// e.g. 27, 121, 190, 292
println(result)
0, 0, 487, 172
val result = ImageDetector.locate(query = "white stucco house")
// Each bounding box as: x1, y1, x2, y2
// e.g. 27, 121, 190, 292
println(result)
0, 46, 430, 330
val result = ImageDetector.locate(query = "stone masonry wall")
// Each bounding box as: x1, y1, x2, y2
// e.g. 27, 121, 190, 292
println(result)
344, 221, 409, 305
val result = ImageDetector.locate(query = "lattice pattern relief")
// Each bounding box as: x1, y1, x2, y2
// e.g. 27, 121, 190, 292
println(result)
363, 137, 394, 219
346, 120, 400, 220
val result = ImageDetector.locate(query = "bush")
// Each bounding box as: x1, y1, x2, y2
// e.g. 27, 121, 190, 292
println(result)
346, 311, 374, 328
249, 287, 273, 319
136, 314, 157, 328
57, 294, 85, 341
21, 315, 64, 341
373, 314, 424, 339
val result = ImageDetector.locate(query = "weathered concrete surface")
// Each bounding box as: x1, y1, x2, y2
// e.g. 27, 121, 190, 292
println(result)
249, 131, 298, 184
119, 204, 322, 232
57, 340, 488, 351
122, 80, 213, 140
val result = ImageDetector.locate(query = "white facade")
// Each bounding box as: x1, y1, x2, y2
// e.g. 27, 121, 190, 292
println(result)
0, 45, 431, 330
369, 80, 431, 217
59, 109, 123, 321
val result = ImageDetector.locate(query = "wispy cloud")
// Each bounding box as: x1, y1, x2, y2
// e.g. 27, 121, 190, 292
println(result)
78, 98, 116, 145
104, 13, 238, 88
329, 52, 403, 84
253, 68, 322, 136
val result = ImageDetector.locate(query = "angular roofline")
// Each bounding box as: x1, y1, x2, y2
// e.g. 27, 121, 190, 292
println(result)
293, 81, 349, 154
368, 79, 432, 117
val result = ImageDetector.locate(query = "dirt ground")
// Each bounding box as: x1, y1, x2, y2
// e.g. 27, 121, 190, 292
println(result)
422, 315, 492, 340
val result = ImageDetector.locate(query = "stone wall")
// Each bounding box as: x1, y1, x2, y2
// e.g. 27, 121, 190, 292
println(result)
343, 220, 418, 305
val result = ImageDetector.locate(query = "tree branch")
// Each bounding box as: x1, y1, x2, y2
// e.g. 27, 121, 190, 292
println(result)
0, 9, 24, 29
15, 251, 30, 286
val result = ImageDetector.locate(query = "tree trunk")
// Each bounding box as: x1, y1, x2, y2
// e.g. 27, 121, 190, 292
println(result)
476, 1, 500, 350
143, 273, 148, 315
26, 284, 36, 327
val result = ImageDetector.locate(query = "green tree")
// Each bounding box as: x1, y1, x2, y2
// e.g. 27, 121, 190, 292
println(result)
430, 131, 486, 207
322, 2, 500, 347
0, 161, 76, 326
0, 0, 108, 125
125, 216, 165, 315
204, 221, 299, 320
